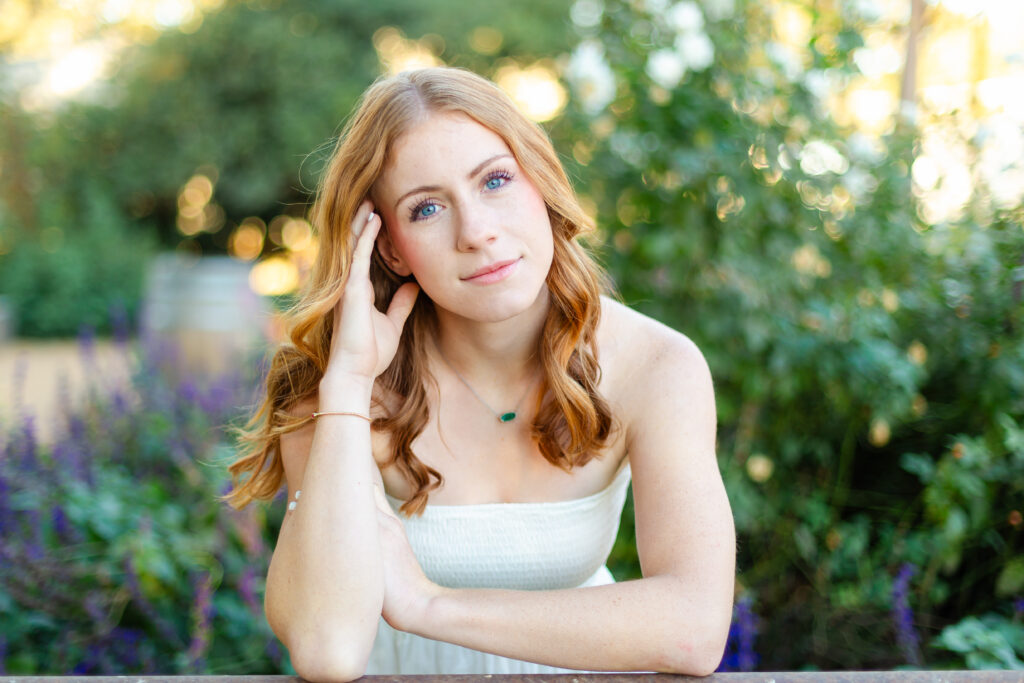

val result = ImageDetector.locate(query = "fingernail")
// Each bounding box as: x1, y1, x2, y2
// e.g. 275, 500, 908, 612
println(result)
366, 212, 377, 225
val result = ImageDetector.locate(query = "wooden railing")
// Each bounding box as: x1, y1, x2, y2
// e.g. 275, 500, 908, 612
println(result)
4, 673, 1022, 683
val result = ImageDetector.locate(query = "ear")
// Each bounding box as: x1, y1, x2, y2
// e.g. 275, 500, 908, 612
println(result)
374, 222, 413, 277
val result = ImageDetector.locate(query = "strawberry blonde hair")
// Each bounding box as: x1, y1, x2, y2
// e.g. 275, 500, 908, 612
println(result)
226, 66, 612, 515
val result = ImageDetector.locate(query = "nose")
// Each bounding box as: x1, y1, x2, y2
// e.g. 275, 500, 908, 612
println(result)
455, 199, 499, 252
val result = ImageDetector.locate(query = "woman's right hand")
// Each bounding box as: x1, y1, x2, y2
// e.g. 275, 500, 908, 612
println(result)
323, 200, 420, 387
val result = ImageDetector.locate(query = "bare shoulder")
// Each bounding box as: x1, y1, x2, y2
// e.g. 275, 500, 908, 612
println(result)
598, 295, 714, 422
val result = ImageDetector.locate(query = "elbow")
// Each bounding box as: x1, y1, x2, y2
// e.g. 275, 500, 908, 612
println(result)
264, 575, 380, 682
267, 599, 377, 683
658, 637, 726, 678
683, 646, 726, 678
656, 607, 731, 677
288, 634, 373, 683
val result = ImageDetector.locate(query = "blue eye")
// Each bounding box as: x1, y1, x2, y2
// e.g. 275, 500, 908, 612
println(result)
410, 200, 439, 221
484, 170, 514, 191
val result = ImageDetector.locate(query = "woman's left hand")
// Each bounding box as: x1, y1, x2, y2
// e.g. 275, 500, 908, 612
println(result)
372, 485, 441, 633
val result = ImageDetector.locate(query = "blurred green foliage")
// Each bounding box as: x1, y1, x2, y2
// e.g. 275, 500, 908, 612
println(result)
1, 0, 1023, 674
0, 0, 573, 335
580, 0, 1024, 670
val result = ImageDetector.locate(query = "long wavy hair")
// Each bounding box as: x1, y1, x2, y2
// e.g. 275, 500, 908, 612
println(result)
226, 66, 613, 515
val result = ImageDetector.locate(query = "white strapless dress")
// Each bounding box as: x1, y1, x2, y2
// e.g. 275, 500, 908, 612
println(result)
365, 459, 633, 675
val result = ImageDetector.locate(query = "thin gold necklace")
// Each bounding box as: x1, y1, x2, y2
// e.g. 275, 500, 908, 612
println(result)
437, 350, 535, 423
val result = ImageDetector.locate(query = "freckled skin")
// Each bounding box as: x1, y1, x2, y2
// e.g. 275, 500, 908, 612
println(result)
374, 112, 555, 326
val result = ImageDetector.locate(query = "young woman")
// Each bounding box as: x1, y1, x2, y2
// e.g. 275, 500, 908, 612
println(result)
227, 66, 734, 680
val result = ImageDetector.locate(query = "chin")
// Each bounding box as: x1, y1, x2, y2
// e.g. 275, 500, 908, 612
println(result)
449, 285, 550, 324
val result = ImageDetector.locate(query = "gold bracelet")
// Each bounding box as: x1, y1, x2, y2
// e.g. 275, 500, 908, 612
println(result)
310, 410, 372, 422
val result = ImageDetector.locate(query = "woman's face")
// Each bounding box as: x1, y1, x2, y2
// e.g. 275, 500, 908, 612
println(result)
372, 112, 555, 324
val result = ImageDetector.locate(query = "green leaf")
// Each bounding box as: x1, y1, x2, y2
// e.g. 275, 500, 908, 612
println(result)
996, 557, 1024, 597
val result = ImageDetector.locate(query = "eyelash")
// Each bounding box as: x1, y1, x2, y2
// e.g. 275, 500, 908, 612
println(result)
483, 168, 515, 190
407, 168, 516, 222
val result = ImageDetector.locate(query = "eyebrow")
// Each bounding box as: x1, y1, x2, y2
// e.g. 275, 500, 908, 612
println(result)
393, 153, 514, 209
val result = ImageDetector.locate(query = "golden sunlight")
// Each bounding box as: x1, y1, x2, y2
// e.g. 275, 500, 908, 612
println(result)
495, 62, 567, 123
373, 27, 441, 75
249, 256, 299, 296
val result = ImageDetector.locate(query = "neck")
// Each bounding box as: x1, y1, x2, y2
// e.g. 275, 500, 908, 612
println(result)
432, 288, 550, 385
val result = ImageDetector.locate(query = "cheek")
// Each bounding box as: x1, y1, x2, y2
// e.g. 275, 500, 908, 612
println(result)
386, 225, 435, 276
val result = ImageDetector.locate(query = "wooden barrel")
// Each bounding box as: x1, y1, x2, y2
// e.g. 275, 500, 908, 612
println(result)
141, 254, 269, 376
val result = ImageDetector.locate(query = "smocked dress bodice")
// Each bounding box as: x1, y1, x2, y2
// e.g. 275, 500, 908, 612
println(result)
365, 459, 632, 674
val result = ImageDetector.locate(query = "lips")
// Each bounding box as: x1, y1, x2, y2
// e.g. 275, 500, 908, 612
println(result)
461, 258, 521, 283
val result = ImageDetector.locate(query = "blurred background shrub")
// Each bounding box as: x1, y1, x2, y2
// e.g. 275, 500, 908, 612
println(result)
1, 0, 1023, 674
1, 331, 280, 673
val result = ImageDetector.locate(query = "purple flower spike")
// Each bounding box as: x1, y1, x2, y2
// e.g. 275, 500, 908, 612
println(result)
186, 573, 216, 672
77, 324, 96, 361
51, 505, 72, 541
25, 509, 44, 561
891, 562, 923, 666
735, 595, 759, 671
110, 301, 131, 346
15, 415, 39, 473
239, 567, 261, 615
0, 471, 10, 536
716, 594, 760, 672
123, 556, 181, 645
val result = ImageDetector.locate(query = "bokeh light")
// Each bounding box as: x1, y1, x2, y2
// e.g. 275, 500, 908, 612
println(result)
373, 26, 441, 75
281, 218, 313, 252
469, 26, 503, 55
249, 256, 299, 296
229, 218, 265, 261
176, 172, 219, 236
495, 62, 567, 122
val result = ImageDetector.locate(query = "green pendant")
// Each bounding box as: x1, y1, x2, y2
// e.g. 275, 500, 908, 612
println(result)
499, 412, 517, 423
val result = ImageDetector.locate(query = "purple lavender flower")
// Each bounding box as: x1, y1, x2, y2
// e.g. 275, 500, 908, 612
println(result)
0, 469, 10, 537
891, 562, 923, 666
77, 323, 96, 362
239, 566, 261, 615
25, 509, 44, 561
53, 415, 93, 485
110, 301, 131, 347
51, 437, 86, 483
70, 643, 102, 675
51, 505, 73, 542
111, 627, 143, 671
14, 415, 38, 473
83, 593, 107, 624
111, 389, 130, 419
122, 556, 182, 645
265, 637, 283, 665
716, 595, 759, 672
1014, 597, 1024, 619
735, 595, 758, 671
186, 572, 215, 672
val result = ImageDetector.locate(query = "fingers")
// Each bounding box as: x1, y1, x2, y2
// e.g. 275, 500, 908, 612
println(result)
334, 201, 377, 311
351, 200, 375, 240
386, 282, 420, 329
349, 210, 381, 284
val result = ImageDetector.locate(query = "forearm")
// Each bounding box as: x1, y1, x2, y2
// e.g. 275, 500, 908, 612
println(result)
414, 575, 730, 675
265, 377, 383, 668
